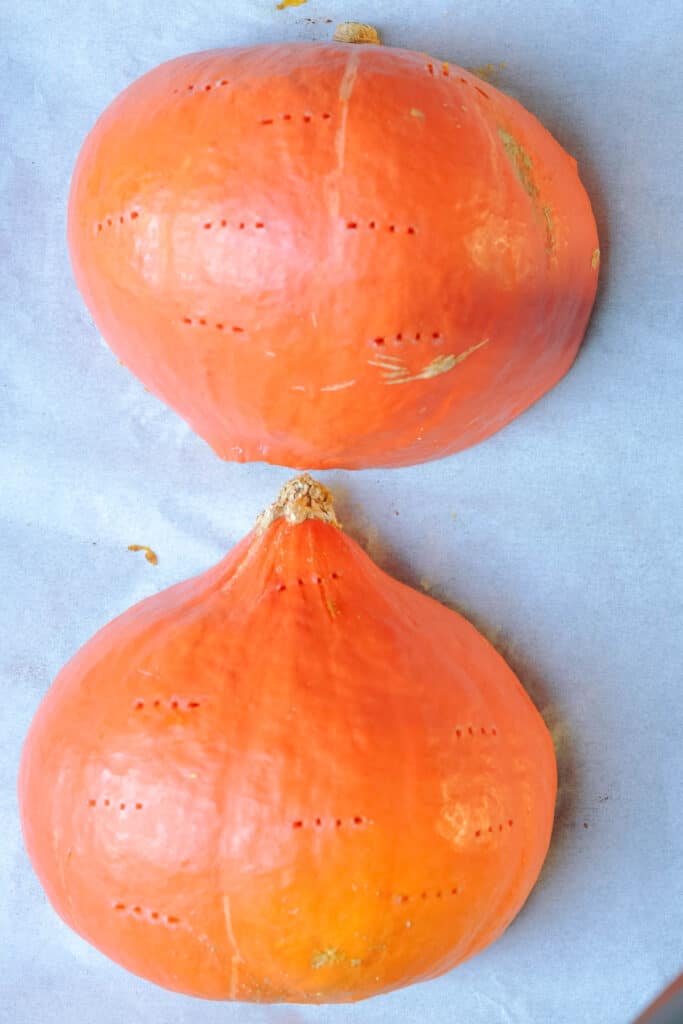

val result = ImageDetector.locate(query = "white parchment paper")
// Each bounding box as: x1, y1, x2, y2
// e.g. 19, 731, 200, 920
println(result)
1, 2, 681, 1022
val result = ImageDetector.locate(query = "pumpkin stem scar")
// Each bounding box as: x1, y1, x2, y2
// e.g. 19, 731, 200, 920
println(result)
333, 23, 382, 45
497, 127, 539, 199
127, 544, 158, 565
256, 474, 342, 532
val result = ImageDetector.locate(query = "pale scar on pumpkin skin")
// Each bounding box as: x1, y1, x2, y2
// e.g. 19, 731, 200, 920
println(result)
311, 947, 363, 969
592, 248, 600, 269
290, 380, 356, 393
369, 339, 489, 384
320, 379, 356, 391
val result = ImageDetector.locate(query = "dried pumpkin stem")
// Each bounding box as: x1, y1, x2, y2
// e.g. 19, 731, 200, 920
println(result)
333, 22, 382, 45
256, 474, 341, 532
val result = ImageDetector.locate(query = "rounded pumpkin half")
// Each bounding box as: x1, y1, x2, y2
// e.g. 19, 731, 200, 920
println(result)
19, 476, 557, 1003
68, 25, 599, 469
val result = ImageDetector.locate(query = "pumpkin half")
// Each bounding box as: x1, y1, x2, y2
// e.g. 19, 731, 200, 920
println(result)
67, 24, 599, 469
19, 476, 557, 1003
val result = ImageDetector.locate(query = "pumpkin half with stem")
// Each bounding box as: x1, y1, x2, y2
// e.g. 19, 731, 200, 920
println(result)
19, 476, 557, 1003
67, 22, 599, 469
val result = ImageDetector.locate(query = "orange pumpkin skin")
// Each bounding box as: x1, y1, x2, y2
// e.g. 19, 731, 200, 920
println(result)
19, 479, 556, 1003
67, 39, 598, 469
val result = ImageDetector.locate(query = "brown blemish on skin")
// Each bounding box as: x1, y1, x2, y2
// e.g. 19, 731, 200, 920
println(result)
591, 248, 600, 269
127, 544, 158, 565
543, 205, 555, 254
497, 127, 538, 199
499, 128, 559, 258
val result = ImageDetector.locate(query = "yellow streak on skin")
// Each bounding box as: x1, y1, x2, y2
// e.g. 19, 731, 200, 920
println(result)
592, 248, 600, 269
370, 339, 490, 384
330, 51, 361, 220
223, 894, 245, 999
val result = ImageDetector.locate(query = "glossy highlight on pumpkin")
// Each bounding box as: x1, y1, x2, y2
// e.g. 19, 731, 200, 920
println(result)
67, 31, 599, 468
19, 476, 557, 1003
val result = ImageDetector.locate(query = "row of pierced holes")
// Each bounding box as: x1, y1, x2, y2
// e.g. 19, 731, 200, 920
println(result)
456, 725, 498, 737
179, 325, 457, 347
133, 698, 201, 710
292, 815, 365, 829
425, 61, 490, 99
97, 212, 139, 231
476, 821, 514, 836
202, 220, 265, 231
111, 891, 461, 923
373, 332, 441, 346
97, 217, 418, 236
346, 222, 416, 234
89, 799, 144, 810
290, 816, 512, 835
97, 215, 264, 234
113, 902, 180, 924
173, 80, 230, 93
182, 318, 245, 332
260, 113, 332, 125
275, 572, 340, 592
392, 887, 460, 902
